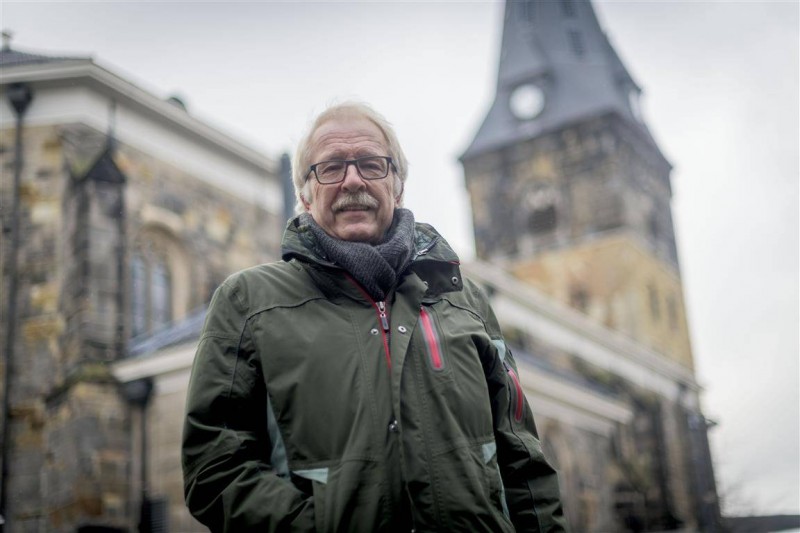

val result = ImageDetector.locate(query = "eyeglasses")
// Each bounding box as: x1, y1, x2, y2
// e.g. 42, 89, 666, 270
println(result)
307, 156, 395, 185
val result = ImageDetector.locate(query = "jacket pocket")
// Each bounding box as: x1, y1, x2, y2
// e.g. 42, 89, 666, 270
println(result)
419, 307, 445, 371
293, 468, 329, 531
431, 441, 516, 532
297, 460, 384, 532
482, 441, 511, 521
504, 362, 524, 423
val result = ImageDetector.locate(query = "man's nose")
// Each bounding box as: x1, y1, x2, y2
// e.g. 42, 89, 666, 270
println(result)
341, 162, 366, 190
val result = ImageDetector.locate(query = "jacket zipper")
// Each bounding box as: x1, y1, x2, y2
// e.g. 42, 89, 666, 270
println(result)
419, 307, 444, 371
505, 363, 524, 422
371, 298, 392, 370
376, 300, 392, 370
345, 275, 392, 370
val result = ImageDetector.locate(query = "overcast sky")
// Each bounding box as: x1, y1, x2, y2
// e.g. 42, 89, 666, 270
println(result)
4, 0, 798, 516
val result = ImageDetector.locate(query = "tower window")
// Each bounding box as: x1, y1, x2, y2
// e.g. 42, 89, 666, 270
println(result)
570, 285, 589, 313
568, 30, 585, 57
593, 191, 623, 232
648, 284, 660, 322
667, 294, 678, 331
530, 204, 558, 234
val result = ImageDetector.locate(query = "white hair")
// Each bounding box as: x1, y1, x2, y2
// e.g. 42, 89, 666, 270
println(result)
291, 101, 408, 214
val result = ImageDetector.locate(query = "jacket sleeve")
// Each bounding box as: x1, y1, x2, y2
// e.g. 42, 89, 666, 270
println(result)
182, 280, 314, 533
482, 303, 567, 532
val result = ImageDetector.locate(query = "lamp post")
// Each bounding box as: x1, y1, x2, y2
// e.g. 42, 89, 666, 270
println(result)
1, 81, 34, 529
121, 378, 160, 532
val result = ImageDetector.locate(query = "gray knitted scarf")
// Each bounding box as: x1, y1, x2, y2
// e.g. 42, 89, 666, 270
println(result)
300, 208, 416, 301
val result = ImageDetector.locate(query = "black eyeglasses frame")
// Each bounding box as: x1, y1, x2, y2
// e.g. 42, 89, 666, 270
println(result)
306, 156, 396, 185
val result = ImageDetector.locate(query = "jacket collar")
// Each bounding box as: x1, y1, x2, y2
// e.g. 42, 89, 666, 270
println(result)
281, 214, 463, 298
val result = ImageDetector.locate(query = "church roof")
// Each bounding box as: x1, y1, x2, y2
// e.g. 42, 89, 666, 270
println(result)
0, 38, 89, 67
128, 307, 207, 358
0, 37, 278, 186
462, 0, 664, 161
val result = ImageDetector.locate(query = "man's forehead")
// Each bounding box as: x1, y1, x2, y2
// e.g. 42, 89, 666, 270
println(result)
311, 116, 388, 152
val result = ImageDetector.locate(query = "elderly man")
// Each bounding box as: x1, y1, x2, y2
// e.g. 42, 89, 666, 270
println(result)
182, 103, 565, 532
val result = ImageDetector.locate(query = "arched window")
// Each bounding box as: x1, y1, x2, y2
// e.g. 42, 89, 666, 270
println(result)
151, 258, 172, 327
648, 283, 660, 322
529, 204, 558, 234
569, 284, 589, 313
525, 188, 560, 235
131, 227, 187, 338
131, 254, 148, 337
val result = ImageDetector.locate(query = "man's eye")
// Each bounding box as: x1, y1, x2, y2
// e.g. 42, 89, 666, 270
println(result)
319, 162, 343, 175
359, 158, 386, 174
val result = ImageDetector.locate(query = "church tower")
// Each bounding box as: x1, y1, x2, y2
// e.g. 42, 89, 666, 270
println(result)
462, 0, 693, 370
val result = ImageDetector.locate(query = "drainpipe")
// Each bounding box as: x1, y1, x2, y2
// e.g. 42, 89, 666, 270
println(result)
280, 152, 293, 224
108, 100, 127, 361
1, 81, 34, 526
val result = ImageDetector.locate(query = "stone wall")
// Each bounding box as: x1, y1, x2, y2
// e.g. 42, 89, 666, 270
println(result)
1, 123, 68, 532
1, 119, 281, 531
510, 235, 694, 368
504, 323, 705, 531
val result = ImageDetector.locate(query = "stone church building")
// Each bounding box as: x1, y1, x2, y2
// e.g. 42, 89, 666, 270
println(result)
0, 34, 283, 532
0, 1, 721, 531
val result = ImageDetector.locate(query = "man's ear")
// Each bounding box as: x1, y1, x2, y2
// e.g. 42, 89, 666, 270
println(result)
301, 194, 312, 211
394, 183, 404, 207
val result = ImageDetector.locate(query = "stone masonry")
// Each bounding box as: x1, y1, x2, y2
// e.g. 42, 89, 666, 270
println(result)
0, 121, 281, 531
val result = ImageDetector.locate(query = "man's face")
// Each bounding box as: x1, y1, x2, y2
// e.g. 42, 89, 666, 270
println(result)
303, 116, 399, 244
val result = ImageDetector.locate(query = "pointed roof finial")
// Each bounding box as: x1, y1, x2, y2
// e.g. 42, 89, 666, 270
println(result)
2, 30, 13, 51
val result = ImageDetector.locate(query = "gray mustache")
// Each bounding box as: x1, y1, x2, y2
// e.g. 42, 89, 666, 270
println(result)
332, 192, 379, 212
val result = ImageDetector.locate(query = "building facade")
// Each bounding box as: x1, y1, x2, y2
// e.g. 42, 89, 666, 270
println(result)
0, 42, 282, 531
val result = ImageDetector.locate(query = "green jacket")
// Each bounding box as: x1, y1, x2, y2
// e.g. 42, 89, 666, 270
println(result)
182, 218, 565, 532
